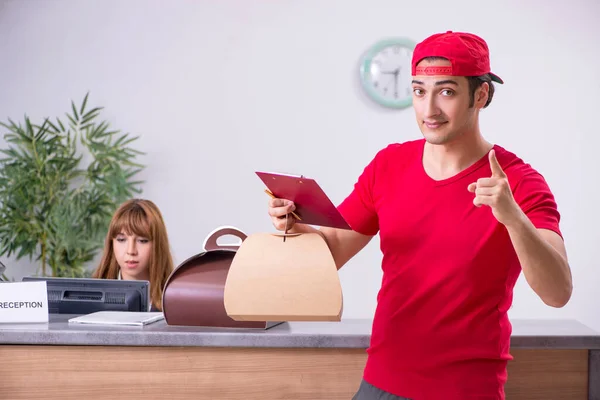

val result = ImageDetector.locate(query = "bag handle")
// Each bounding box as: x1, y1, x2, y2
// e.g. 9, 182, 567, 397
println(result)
203, 226, 247, 251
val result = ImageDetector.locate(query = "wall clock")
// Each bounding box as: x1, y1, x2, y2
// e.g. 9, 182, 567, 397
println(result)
359, 37, 416, 109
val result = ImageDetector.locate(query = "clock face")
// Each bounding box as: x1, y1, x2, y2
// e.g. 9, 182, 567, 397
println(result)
359, 38, 416, 109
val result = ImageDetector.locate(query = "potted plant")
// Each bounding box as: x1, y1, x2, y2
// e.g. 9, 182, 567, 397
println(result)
0, 93, 145, 278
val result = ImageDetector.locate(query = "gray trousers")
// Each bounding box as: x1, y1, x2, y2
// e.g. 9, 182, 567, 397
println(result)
352, 379, 411, 400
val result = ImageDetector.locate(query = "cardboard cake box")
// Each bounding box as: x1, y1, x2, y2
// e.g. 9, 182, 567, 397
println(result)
224, 231, 343, 322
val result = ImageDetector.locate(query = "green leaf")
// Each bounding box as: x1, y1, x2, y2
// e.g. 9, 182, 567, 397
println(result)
71, 100, 79, 121
56, 118, 65, 132
33, 119, 50, 141
66, 114, 77, 128
45, 120, 60, 134
81, 107, 103, 123
79, 92, 90, 116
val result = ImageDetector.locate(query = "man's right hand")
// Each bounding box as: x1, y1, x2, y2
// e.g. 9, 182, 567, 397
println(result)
267, 196, 374, 270
268, 198, 297, 231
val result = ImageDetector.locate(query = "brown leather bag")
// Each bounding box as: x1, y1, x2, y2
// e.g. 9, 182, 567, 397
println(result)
162, 226, 280, 329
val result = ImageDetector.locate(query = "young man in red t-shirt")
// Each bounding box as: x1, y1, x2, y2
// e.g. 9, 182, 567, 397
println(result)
267, 31, 572, 400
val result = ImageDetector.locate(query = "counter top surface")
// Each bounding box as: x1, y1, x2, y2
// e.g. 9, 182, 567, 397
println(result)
1, 316, 599, 348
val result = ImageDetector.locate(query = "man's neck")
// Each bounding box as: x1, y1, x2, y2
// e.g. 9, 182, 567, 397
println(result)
423, 133, 492, 181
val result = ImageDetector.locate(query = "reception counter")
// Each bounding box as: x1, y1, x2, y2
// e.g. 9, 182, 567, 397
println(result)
0, 316, 599, 399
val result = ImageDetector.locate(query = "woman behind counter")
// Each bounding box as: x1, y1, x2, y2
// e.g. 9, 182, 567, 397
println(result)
92, 199, 174, 311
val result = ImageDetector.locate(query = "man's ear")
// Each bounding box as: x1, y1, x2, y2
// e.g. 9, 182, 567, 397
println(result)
477, 82, 489, 108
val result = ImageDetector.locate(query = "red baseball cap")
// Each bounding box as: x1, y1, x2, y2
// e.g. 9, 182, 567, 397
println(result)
412, 31, 503, 84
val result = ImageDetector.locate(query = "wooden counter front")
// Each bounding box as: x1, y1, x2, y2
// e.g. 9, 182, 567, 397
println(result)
0, 346, 592, 399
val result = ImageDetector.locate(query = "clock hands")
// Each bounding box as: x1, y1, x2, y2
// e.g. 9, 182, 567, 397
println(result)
378, 67, 401, 98
379, 67, 401, 75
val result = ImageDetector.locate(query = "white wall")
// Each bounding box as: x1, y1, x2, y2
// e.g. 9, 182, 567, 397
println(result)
1, 0, 599, 329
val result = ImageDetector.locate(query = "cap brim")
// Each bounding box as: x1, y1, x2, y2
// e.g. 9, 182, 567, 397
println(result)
490, 73, 504, 84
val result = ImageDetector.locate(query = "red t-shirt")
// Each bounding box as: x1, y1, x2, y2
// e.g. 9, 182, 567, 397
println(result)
337, 139, 561, 400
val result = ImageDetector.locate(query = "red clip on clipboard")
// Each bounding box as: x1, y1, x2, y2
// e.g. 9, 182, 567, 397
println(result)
256, 171, 352, 230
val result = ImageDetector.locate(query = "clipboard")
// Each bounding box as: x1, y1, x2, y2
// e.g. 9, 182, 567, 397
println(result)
256, 171, 352, 230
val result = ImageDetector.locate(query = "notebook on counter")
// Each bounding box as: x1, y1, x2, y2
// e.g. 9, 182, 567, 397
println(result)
68, 311, 164, 326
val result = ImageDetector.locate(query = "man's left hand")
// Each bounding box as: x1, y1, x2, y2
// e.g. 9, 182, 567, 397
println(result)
468, 149, 523, 226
